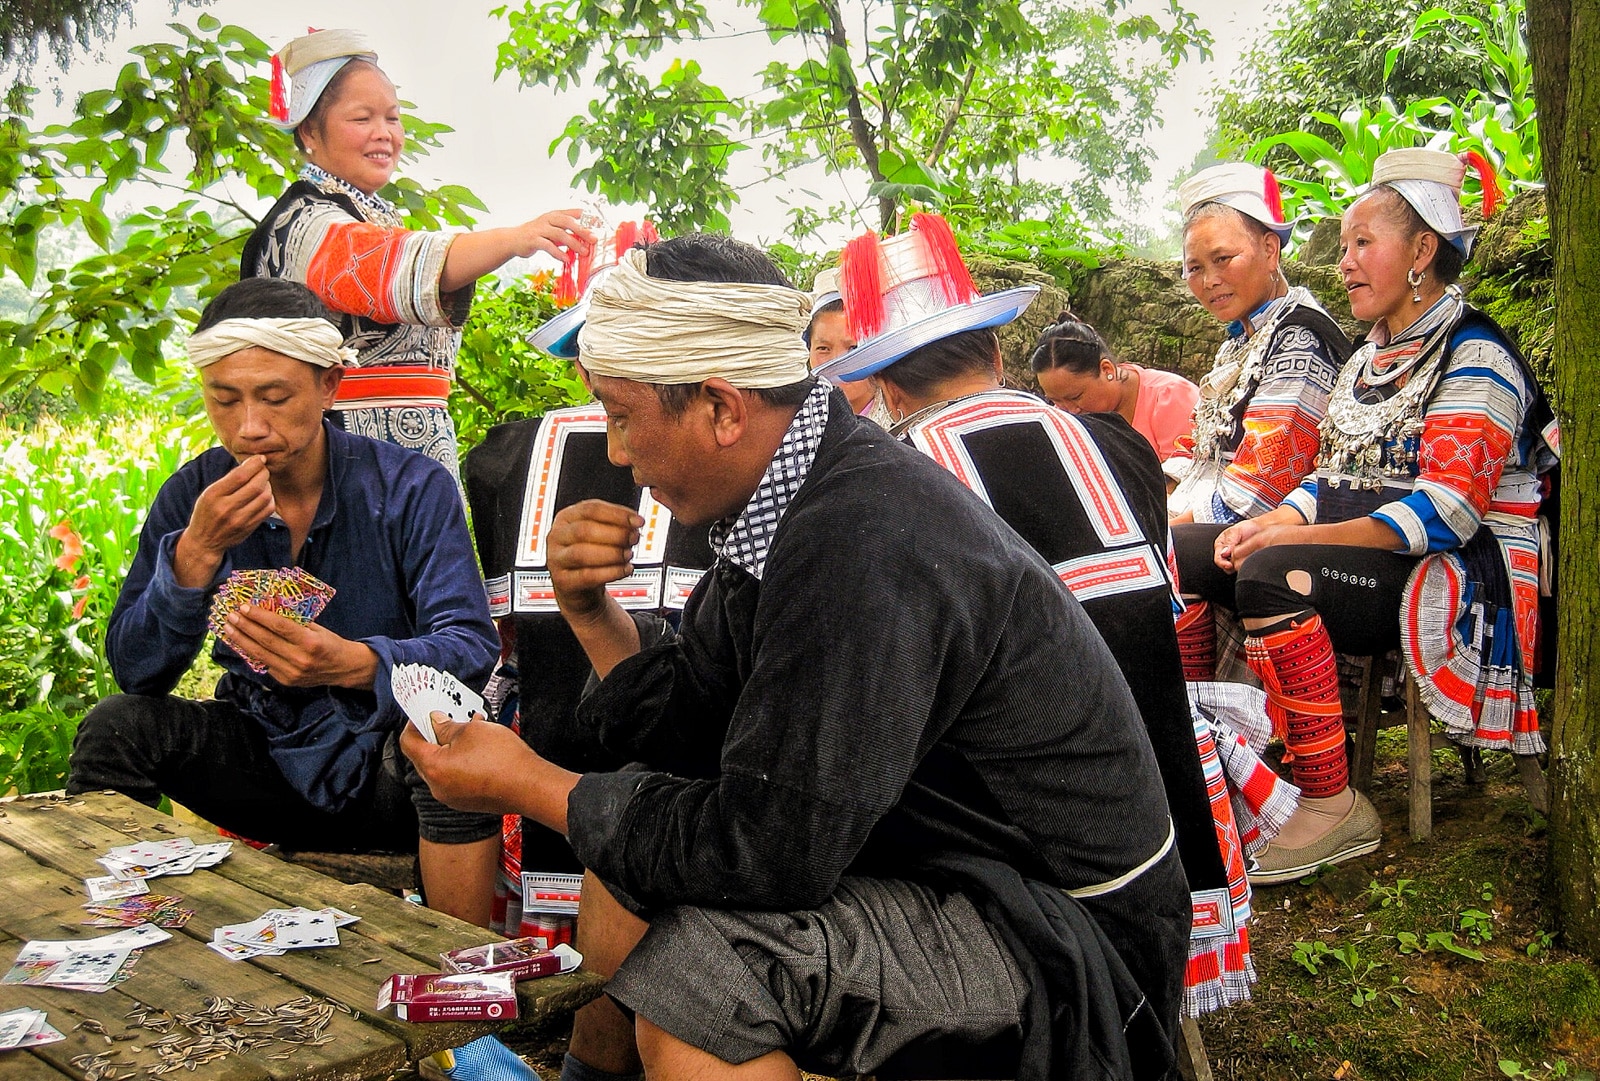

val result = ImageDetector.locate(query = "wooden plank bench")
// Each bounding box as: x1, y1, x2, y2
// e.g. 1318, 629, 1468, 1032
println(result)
0, 791, 605, 1079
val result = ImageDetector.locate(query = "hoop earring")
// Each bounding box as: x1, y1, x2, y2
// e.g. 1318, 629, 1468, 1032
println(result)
1407, 268, 1425, 303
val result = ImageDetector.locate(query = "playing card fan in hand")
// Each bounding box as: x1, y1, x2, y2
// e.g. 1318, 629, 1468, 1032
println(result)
391, 663, 484, 745
208, 567, 336, 673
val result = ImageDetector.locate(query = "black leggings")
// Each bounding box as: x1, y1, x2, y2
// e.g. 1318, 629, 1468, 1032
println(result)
1172, 522, 1419, 656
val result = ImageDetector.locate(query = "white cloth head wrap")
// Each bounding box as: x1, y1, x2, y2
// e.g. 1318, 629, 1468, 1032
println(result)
1179, 162, 1292, 242
577, 249, 812, 387
269, 30, 379, 132
186, 318, 356, 370
1368, 148, 1476, 256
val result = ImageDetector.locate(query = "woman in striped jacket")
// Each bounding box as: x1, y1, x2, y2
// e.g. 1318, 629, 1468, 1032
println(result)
1190, 149, 1558, 883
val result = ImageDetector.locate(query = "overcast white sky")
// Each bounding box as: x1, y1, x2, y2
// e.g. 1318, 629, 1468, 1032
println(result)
27, 0, 1277, 259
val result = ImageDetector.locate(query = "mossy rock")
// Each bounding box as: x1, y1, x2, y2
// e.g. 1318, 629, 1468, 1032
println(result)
1297, 216, 1343, 267
1463, 191, 1553, 383
969, 255, 1070, 392
1065, 258, 1361, 385
1476, 961, 1600, 1046
1468, 189, 1549, 280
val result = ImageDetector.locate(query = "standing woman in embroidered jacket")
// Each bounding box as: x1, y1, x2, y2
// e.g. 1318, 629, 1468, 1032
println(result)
1168, 163, 1353, 682
1194, 149, 1558, 883
241, 30, 594, 477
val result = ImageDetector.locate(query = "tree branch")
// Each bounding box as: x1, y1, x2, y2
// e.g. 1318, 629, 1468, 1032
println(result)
928, 64, 978, 164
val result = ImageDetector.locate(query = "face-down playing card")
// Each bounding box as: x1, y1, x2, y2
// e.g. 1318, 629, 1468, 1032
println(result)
208, 567, 336, 673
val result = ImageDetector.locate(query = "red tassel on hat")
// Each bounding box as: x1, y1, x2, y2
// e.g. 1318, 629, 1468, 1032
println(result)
269, 54, 288, 122
612, 220, 660, 260
554, 251, 578, 307
840, 230, 889, 341
1262, 168, 1285, 224
613, 221, 639, 259
911, 213, 977, 306
1462, 150, 1500, 219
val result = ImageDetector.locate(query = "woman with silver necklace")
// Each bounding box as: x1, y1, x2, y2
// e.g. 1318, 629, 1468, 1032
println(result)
1167, 163, 1351, 687
1192, 149, 1558, 884
241, 29, 595, 483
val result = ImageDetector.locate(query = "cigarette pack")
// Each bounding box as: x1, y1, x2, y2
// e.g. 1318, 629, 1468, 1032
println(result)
440, 940, 582, 982
377, 972, 518, 1022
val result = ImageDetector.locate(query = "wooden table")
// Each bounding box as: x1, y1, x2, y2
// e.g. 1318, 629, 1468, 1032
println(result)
0, 791, 603, 1080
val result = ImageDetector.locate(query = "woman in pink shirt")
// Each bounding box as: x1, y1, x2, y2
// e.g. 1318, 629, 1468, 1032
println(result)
1031, 312, 1199, 461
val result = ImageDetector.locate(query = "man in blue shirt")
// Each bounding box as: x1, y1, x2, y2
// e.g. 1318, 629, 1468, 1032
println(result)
67, 278, 502, 926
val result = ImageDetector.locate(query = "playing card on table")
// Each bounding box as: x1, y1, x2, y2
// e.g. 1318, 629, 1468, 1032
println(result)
207, 938, 285, 962
96, 837, 230, 881
84, 875, 148, 902
391, 662, 484, 744
106, 837, 193, 867
96, 836, 196, 880
14, 1019, 65, 1048
83, 894, 193, 929
0, 1007, 43, 1050
1, 926, 160, 992
40, 947, 132, 987
209, 907, 346, 961
269, 909, 339, 949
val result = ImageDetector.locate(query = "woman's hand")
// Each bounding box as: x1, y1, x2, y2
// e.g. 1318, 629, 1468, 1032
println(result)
1215, 520, 1306, 572
439, 210, 597, 293
509, 209, 594, 262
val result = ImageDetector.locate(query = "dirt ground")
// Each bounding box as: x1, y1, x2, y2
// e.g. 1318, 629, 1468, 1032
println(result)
503, 729, 1600, 1081
1197, 730, 1599, 1081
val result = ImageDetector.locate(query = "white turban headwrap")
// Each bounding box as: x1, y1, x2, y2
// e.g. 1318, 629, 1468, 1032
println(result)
577, 248, 812, 387
186, 318, 356, 370
269, 30, 379, 132
1368, 148, 1477, 256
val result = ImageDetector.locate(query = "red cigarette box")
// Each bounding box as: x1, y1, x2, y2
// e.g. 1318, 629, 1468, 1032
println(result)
377, 972, 518, 1022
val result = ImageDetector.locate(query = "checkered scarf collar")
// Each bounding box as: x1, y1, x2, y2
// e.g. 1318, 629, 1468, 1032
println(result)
709, 379, 831, 580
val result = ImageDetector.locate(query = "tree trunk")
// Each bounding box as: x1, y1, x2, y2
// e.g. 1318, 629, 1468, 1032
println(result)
1533, 0, 1600, 958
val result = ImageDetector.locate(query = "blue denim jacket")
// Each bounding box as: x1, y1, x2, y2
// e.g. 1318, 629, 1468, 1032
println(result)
107, 421, 498, 812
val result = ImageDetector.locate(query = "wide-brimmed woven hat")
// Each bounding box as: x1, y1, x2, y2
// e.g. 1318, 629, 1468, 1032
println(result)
268, 30, 379, 131
814, 214, 1038, 383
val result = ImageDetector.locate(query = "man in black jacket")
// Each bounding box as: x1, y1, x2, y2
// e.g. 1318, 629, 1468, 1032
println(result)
405, 235, 1189, 1081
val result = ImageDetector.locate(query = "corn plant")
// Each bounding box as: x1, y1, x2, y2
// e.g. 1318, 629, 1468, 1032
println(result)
1248, 0, 1539, 240
0, 406, 210, 793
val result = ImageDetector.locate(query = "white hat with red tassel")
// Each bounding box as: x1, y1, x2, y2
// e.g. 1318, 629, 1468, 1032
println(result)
814, 214, 1039, 383
1369, 148, 1500, 257
268, 29, 379, 132
1178, 162, 1292, 243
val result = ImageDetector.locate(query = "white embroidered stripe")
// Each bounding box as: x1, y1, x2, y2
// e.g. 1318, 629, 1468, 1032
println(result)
1053, 546, 1168, 604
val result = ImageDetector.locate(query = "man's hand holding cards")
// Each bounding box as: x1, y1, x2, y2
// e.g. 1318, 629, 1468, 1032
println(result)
392, 663, 484, 744
209, 568, 336, 674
